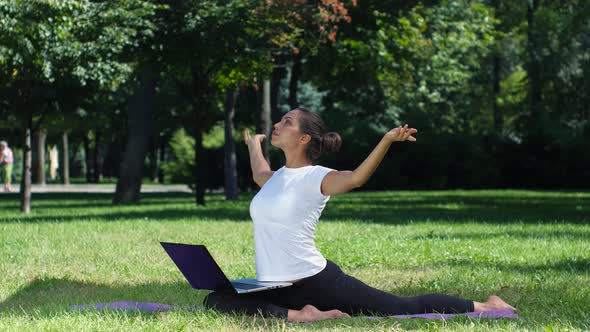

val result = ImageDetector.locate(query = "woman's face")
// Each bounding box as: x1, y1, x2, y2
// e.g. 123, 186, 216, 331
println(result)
271, 110, 308, 149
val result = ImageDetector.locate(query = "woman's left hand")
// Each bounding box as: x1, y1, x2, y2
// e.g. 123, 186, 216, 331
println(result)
384, 124, 418, 143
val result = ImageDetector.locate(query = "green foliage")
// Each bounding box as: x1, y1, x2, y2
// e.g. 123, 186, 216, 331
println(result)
162, 125, 241, 185
202, 123, 226, 149
161, 128, 195, 184
376, 1, 496, 133
279, 66, 327, 114
0, 0, 158, 149
0, 0, 156, 88
520, 1, 590, 136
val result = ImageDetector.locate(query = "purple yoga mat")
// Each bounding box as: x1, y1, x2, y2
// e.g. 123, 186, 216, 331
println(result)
69, 301, 518, 319
385, 308, 518, 319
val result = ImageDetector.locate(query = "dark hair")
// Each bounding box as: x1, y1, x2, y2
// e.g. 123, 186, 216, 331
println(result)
295, 108, 342, 161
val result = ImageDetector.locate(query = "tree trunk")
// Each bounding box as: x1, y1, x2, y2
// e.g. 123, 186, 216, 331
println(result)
157, 134, 167, 183
113, 68, 156, 204
32, 128, 46, 185
92, 131, 102, 183
20, 114, 32, 214
527, 0, 542, 128
255, 82, 262, 135
224, 86, 239, 200
271, 65, 287, 169
194, 128, 205, 205
492, 54, 503, 130
103, 133, 119, 178
288, 53, 303, 109
61, 132, 70, 184
149, 147, 158, 182
69, 140, 80, 178
491, 0, 503, 131
259, 79, 271, 165
271, 65, 286, 124
190, 64, 214, 206
83, 134, 92, 182
149, 136, 159, 183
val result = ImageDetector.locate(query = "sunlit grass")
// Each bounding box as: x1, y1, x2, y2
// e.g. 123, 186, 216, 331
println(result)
0, 190, 589, 331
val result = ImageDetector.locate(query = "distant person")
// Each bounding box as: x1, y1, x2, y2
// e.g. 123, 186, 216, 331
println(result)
203, 108, 515, 322
0, 141, 13, 192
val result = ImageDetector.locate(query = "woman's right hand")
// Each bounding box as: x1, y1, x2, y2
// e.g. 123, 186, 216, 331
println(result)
244, 130, 266, 146
383, 124, 417, 143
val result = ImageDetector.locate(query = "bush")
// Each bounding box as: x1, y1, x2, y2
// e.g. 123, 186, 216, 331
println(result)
161, 129, 195, 184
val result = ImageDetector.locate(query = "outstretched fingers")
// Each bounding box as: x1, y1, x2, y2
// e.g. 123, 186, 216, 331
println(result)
385, 123, 418, 142
399, 125, 417, 142
393, 125, 404, 140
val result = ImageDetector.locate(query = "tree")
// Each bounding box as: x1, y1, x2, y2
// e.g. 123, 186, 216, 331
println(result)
0, 0, 157, 212
223, 87, 239, 199
155, 0, 275, 204
113, 69, 158, 204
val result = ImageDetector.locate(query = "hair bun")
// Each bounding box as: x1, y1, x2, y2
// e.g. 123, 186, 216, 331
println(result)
295, 108, 341, 161
320, 132, 342, 154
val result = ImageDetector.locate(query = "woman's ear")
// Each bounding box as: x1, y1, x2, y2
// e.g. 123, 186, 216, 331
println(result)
300, 134, 312, 145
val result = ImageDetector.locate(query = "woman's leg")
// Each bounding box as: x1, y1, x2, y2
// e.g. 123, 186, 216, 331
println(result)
203, 287, 349, 321
203, 260, 515, 319
303, 260, 476, 316
203, 288, 289, 318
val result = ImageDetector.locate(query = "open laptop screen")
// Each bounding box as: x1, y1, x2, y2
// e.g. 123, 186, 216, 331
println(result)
160, 242, 232, 291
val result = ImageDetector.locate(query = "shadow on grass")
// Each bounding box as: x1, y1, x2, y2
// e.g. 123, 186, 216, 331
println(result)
0, 192, 200, 209
0, 191, 587, 224
0, 277, 209, 317
409, 229, 590, 241
438, 257, 590, 275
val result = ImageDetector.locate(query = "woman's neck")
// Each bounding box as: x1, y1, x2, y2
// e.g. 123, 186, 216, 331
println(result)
283, 150, 312, 169
284, 162, 312, 169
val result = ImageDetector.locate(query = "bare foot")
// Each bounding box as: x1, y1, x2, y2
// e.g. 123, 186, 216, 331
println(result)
288, 304, 350, 322
474, 295, 516, 312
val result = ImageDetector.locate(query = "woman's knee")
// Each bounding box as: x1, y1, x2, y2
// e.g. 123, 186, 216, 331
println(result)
203, 289, 235, 309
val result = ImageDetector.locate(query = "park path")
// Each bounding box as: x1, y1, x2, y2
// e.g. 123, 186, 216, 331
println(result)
0, 184, 192, 194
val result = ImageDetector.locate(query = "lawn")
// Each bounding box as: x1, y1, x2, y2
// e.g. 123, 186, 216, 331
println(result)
0, 190, 589, 331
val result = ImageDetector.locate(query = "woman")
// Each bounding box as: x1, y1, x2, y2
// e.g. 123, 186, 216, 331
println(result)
0, 141, 13, 192
204, 108, 515, 322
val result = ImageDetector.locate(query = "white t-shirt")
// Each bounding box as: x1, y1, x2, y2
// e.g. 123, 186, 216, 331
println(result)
249, 165, 335, 281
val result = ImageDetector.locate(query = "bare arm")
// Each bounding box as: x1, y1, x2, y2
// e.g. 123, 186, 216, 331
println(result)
321, 124, 417, 196
244, 130, 273, 187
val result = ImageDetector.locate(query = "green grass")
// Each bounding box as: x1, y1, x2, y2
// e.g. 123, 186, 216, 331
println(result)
0, 190, 589, 331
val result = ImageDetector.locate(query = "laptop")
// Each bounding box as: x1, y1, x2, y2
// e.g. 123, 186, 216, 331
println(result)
160, 242, 292, 294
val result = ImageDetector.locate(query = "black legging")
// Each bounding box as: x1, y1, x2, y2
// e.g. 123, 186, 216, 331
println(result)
203, 260, 474, 318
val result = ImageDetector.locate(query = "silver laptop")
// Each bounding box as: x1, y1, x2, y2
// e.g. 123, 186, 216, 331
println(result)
160, 242, 292, 294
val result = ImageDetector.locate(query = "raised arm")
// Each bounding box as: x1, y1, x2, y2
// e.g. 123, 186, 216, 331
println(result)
244, 130, 274, 187
321, 124, 417, 196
